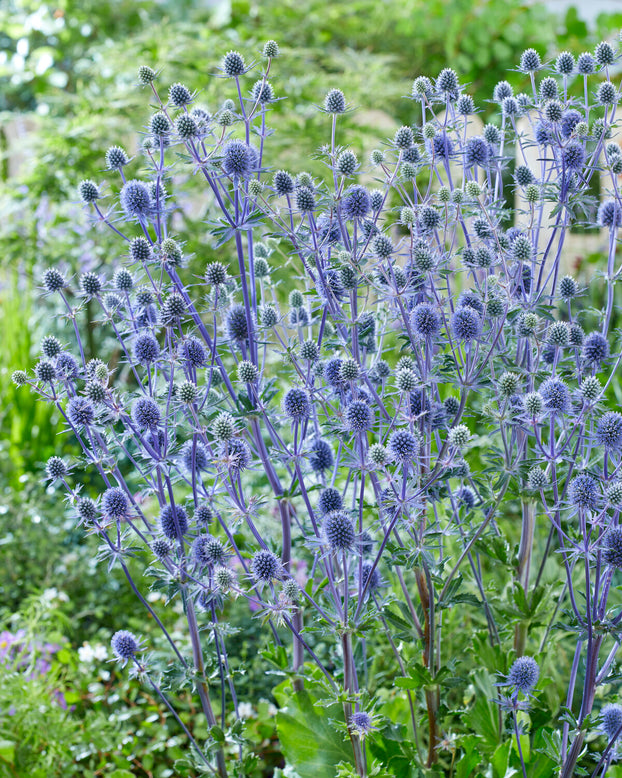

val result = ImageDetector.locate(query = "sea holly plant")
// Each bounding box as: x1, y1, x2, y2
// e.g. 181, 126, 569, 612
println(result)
13, 31, 622, 777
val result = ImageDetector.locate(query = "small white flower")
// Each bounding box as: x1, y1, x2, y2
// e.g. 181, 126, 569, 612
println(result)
238, 702, 254, 719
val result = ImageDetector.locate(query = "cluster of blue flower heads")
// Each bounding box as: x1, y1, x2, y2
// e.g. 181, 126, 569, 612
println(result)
14, 32, 622, 775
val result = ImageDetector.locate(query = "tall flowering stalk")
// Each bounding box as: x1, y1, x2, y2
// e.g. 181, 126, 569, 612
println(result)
13, 34, 622, 776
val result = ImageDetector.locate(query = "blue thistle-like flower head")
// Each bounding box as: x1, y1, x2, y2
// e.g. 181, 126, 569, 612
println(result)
569, 474, 599, 510
388, 430, 419, 462
540, 378, 571, 415
583, 332, 609, 366
345, 399, 374, 432
318, 487, 343, 514
111, 630, 141, 665
598, 199, 622, 229
120, 180, 152, 218
451, 306, 482, 342
603, 527, 622, 568
309, 439, 334, 473
596, 412, 622, 451
283, 387, 311, 422
222, 140, 257, 178
251, 549, 280, 581
160, 504, 188, 539
323, 510, 356, 551
342, 185, 371, 220
132, 397, 161, 429
102, 487, 128, 519
507, 656, 539, 693
601, 704, 622, 741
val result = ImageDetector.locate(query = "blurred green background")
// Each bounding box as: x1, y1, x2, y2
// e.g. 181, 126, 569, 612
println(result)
1, 0, 621, 775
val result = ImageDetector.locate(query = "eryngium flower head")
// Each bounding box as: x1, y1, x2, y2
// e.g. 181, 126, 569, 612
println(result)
448, 424, 470, 447
42, 268, 66, 292
193, 536, 226, 567
528, 466, 547, 490
583, 332, 609, 365
324, 88, 346, 114
436, 67, 459, 96
295, 186, 315, 212
181, 441, 209, 472
555, 51, 575, 74
132, 397, 161, 429
45, 456, 67, 481
520, 48, 541, 72
394, 125, 414, 149
372, 233, 393, 258
41, 335, 62, 359
349, 708, 380, 737
103, 487, 128, 519
561, 109, 582, 139
67, 397, 95, 427
452, 306, 481, 342
569, 474, 599, 510
357, 561, 381, 593
596, 412, 622, 451
607, 481, 622, 506
160, 505, 188, 538
456, 486, 475, 509
388, 430, 419, 462
540, 378, 571, 415
539, 77, 558, 101
273, 170, 295, 195
598, 199, 622, 228
507, 656, 539, 693
412, 76, 432, 97
431, 131, 454, 158
323, 510, 356, 551
595, 41, 616, 66
195, 504, 213, 525
133, 333, 160, 365
12, 370, 28, 386
152, 539, 170, 559
34, 360, 62, 387
120, 180, 152, 218
456, 94, 475, 115
464, 136, 489, 168
345, 400, 374, 432
226, 304, 251, 342
138, 65, 156, 84
601, 704, 622, 741
336, 150, 357, 176
598, 81, 618, 105
182, 337, 207, 367
581, 376, 601, 402
562, 142, 586, 172
559, 275, 578, 299
76, 496, 97, 523
493, 80, 513, 102
263, 40, 279, 58
56, 352, 79, 380
106, 146, 129, 169
342, 185, 371, 220
222, 140, 257, 178
221, 438, 251, 472
251, 549, 280, 581
549, 321, 569, 347
411, 303, 442, 338
169, 82, 192, 107
318, 487, 343, 514
221, 50, 245, 76
309, 438, 333, 473
577, 52, 596, 74
283, 387, 311, 422
111, 630, 141, 664
175, 114, 198, 139
78, 179, 100, 203
603, 527, 622, 568
80, 272, 101, 296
